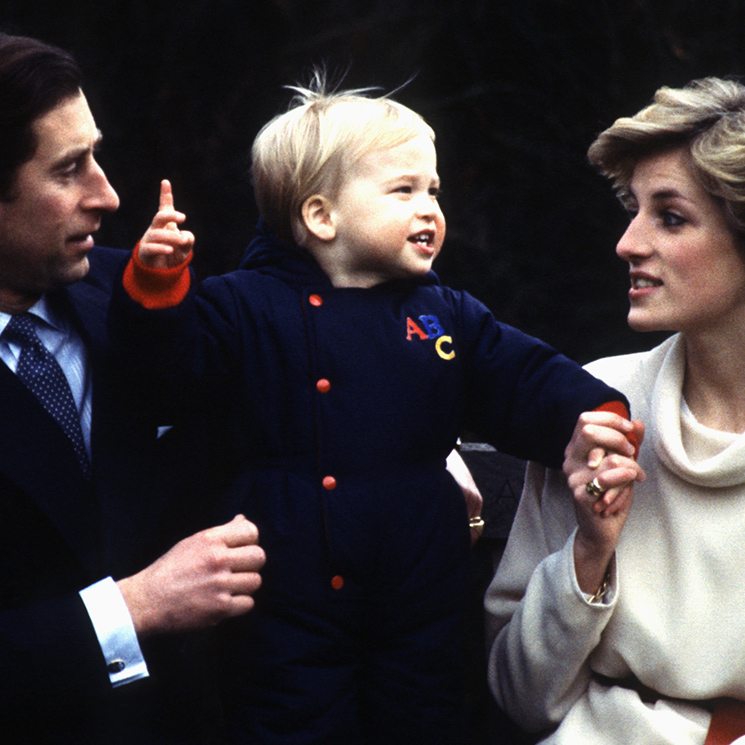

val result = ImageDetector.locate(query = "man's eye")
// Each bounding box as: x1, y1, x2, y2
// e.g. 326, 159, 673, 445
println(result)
58, 161, 81, 177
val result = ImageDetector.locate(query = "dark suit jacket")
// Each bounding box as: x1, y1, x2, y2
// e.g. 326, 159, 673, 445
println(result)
0, 247, 214, 744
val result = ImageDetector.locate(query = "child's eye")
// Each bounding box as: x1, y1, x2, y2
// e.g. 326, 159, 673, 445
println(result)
394, 185, 412, 194
429, 186, 440, 198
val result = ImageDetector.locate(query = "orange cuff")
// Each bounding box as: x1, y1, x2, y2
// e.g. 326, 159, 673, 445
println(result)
594, 400, 639, 458
123, 242, 192, 309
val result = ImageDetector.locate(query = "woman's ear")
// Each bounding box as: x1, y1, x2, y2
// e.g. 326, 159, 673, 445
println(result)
302, 195, 336, 242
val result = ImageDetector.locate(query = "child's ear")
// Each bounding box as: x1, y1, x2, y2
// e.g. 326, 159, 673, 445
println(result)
302, 195, 336, 242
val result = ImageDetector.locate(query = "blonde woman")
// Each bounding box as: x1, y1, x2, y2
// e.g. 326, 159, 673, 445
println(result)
487, 77, 745, 745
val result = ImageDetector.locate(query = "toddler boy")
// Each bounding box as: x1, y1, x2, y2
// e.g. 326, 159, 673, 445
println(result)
111, 79, 638, 744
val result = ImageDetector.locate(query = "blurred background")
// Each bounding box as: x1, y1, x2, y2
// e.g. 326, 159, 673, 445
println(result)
3, 0, 745, 363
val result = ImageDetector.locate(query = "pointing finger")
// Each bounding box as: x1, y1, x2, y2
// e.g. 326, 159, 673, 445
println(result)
159, 179, 174, 211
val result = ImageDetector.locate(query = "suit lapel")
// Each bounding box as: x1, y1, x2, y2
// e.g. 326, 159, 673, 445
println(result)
64, 268, 164, 576
0, 247, 164, 580
0, 275, 115, 576
0, 359, 101, 573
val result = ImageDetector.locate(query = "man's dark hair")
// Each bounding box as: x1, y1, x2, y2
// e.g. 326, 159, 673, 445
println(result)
0, 33, 82, 199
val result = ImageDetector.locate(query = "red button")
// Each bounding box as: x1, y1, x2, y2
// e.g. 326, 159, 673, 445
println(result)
322, 475, 337, 490
309, 294, 323, 307
331, 575, 344, 590
316, 378, 331, 393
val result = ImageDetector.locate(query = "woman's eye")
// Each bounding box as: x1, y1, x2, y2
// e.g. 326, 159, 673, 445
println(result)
661, 211, 685, 227
395, 185, 412, 194
429, 187, 440, 198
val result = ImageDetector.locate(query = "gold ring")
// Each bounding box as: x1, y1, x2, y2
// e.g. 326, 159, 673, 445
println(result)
585, 477, 605, 498
469, 516, 485, 537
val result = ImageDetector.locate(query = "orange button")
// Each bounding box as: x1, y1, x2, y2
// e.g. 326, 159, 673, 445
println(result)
322, 475, 337, 490
331, 575, 344, 590
316, 378, 331, 393
309, 294, 323, 307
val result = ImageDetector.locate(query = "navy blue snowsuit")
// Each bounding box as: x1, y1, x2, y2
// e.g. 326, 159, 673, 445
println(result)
110, 223, 628, 744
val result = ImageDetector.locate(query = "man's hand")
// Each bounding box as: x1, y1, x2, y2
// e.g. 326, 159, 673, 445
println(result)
117, 515, 265, 637
136, 179, 195, 269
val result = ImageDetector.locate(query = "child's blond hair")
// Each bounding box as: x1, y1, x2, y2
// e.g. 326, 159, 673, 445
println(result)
251, 70, 435, 245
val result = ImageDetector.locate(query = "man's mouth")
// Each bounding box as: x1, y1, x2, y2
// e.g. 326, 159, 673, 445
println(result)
66, 235, 95, 253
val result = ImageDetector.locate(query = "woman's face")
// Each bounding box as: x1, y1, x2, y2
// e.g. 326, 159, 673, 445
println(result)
616, 146, 745, 336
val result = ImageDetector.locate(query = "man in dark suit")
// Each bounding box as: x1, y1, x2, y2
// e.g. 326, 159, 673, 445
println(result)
0, 33, 265, 743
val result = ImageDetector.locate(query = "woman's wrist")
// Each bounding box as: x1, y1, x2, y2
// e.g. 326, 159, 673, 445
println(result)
573, 532, 615, 596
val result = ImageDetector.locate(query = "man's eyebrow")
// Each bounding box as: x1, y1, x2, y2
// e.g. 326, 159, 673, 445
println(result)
52, 130, 104, 168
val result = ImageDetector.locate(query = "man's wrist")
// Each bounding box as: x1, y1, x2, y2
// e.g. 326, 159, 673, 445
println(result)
79, 577, 149, 687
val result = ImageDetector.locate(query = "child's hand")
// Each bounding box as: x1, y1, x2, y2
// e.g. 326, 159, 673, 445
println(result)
137, 179, 194, 269
446, 448, 484, 545
563, 411, 645, 517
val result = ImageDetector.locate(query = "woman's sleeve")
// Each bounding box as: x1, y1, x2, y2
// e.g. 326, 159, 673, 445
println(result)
484, 462, 618, 733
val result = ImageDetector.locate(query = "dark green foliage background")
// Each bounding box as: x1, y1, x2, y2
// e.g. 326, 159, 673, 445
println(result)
3, 0, 743, 362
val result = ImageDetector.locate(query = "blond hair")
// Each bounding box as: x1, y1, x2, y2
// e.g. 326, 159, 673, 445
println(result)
588, 77, 745, 234
251, 71, 435, 245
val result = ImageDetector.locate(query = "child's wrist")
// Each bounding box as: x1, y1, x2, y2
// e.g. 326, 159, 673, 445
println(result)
593, 400, 639, 458
123, 242, 192, 309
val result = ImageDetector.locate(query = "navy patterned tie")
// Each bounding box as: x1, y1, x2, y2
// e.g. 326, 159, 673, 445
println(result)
4, 313, 91, 478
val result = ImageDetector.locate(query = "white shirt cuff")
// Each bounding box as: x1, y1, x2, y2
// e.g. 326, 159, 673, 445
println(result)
79, 577, 149, 687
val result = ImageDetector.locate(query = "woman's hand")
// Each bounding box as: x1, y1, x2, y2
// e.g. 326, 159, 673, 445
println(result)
571, 451, 639, 592
564, 412, 645, 594
564, 411, 645, 517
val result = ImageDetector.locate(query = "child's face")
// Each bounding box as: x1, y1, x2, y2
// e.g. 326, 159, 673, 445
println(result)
323, 134, 445, 288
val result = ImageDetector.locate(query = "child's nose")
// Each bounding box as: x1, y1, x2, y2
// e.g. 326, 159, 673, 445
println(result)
416, 193, 440, 218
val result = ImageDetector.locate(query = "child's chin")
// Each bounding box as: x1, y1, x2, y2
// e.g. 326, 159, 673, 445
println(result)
411, 262, 434, 274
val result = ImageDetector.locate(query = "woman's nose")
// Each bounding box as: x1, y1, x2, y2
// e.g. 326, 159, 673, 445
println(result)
616, 215, 650, 262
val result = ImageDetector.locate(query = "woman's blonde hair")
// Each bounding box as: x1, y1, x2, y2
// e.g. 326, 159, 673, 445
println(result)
251, 70, 434, 245
588, 77, 745, 234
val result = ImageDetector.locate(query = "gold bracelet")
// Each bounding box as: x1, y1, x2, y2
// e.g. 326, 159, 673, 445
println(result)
469, 516, 485, 538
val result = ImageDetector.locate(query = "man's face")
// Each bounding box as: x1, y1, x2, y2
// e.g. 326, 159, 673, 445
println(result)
0, 90, 119, 312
